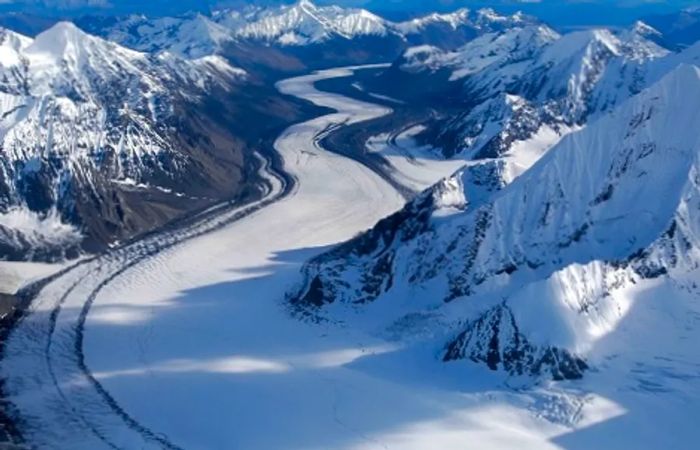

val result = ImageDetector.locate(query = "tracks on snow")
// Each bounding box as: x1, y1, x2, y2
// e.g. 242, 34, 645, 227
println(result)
0, 65, 407, 449
1, 154, 292, 449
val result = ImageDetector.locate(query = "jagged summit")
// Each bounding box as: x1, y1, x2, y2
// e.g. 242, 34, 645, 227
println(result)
29, 21, 89, 53
395, 8, 471, 33
393, 16, 677, 162
227, 0, 388, 44
21, 23, 153, 101
0, 27, 31, 69
631, 20, 662, 37
28, 21, 143, 68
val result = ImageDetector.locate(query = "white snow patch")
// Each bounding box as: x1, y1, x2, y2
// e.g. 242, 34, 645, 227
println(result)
0, 207, 82, 247
0, 260, 67, 294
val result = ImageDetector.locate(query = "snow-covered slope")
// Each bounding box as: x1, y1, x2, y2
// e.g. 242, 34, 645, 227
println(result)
214, 1, 532, 47
0, 22, 249, 260
401, 23, 557, 78
648, 38, 700, 83
0, 27, 31, 66
291, 64, 700, 380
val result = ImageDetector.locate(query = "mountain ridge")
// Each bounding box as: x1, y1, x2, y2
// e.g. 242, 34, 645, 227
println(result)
290, 63, 700, 379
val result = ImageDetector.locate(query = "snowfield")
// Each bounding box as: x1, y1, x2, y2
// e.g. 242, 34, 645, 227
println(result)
2, 65, 697, 449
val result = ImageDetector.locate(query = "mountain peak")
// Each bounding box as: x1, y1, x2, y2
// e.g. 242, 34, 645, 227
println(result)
538, 28, 621, 65
26, 21, 92, 59
475, 7, 523, 24
296, 0, 317, 11
0, 27, 31, 71
631, 20, 661, 37
36, 20, 85, 41
619, 21, 670, 60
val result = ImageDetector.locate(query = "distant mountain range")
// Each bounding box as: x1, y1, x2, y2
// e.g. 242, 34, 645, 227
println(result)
1, 0, 698, 28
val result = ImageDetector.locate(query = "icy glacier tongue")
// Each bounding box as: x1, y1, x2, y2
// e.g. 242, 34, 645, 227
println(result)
292, 64, 700, 383
5, 64, 616, 450
55, 63, 700, 449
3, 65, 409, 449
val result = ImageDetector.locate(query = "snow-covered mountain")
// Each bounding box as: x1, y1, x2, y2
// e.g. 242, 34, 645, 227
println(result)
81, 1, 535, 67
83, 13, 237, 59
378, 21, 671, 161
214, 0, 389, 46
0, 22, 261, 260
291, 63, 700, 380
212, 1, 531, 48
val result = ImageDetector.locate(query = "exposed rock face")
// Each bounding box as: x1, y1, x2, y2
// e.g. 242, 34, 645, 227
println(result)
293, 160, 507, 307
443, 304, 588, 380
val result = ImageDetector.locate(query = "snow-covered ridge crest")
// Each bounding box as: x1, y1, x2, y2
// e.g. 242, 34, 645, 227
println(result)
23, 21, 148, 97
0, 27, 31, 67
211, 0, 389, 46
0, 20, 244, 160
402, 22, 668, 100
1, 21, 244, 99
290, 64, 700, 379
394, 8, 472, 34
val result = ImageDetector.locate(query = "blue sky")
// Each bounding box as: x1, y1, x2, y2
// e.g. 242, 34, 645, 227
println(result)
0, 0, 695, 26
